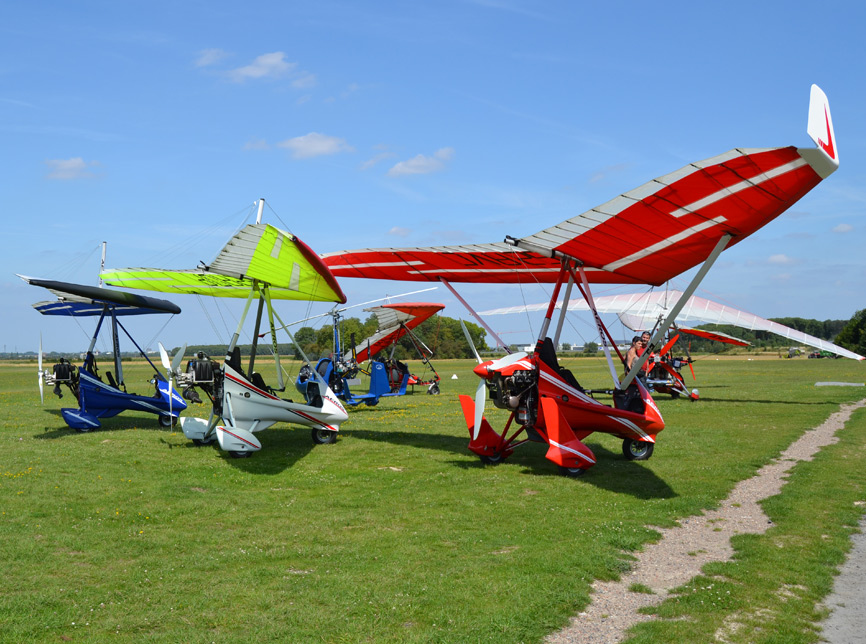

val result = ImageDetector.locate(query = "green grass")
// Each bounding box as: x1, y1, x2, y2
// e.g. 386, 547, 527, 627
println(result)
1, 356, 864, 643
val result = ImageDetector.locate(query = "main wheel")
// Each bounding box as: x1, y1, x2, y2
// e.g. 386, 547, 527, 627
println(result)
158, 415, 176, 428
622, 438, 654, 461
312, 428, 337, 445
558, 466, 586, 478
480, 453, 504, 465
427, 383, 440, 395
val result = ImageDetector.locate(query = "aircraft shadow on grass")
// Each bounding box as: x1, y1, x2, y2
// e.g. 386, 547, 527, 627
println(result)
346, 428, 675, 499
34, 408, 177, 440
697, 397, 840, 407
175, 433, 317, 475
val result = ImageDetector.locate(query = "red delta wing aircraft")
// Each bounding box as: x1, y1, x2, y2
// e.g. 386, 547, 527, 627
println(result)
321, 85, 839, 476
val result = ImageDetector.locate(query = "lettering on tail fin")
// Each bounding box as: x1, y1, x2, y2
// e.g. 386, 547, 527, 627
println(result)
818, 106, 835, 160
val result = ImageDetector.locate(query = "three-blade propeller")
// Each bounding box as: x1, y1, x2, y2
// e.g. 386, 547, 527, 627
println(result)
158, 342, 187, 424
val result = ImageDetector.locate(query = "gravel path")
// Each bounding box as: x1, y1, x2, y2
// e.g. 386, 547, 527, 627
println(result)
546, 398, 866, 644
820, 513, 866, 644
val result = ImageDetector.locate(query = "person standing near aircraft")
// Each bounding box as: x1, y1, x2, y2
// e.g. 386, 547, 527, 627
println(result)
625, 336, 642, 371
638, 332, 652, 372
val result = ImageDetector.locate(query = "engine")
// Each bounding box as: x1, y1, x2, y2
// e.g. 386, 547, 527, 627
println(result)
489, 368, 538, 427
46, 358, 79, 399
178, 352, 222, 407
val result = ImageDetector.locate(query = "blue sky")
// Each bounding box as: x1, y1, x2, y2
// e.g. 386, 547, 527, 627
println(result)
3, 0, 864, 354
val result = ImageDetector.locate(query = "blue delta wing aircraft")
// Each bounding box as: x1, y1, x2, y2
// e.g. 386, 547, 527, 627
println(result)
21, 276, 187, 431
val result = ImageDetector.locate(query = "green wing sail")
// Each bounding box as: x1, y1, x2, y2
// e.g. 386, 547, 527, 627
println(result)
101, 224, 346, 303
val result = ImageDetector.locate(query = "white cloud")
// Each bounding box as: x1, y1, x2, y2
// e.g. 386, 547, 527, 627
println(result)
277, 132, 353, 159
45, 157, 100, 180
832, 223, 853, 233
291, 73, 317, 89
360, 145, 396, 171
388, 226, 411, 237
388, 147, 454, 177
227, 52, 296, 82
768, 254, 794, 265
195, 48, 229, 68
243, 138, 269, 151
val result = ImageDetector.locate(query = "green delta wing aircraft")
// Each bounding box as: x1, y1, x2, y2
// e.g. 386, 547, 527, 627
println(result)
101, 199, 349, 457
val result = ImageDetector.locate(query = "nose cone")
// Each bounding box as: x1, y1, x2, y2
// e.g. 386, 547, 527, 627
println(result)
473, 362, 491, 378
321, 389, 349, 426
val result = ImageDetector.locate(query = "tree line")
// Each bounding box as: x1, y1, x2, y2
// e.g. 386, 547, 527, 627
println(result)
178, 313, 488, 362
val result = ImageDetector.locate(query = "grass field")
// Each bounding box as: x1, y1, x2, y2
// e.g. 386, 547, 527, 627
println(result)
1, 355, 864, 643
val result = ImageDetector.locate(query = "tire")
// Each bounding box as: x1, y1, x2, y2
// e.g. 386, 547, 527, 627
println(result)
558, 466, 586, 478
622, 438, 654, 461
480, 453, 504, 465
229, 450, 252, 459
158, 415, 176, 428
428, 383, 440, 395
312, 428, 337, 445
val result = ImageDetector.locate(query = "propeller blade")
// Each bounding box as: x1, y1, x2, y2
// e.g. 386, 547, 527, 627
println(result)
473, 378, 486, 441
38, 334, 44, 405
171, 344, 187, 373
460, 320, 482, 364
685, 341, 696, 381
158, 342, 171, 370
659, 333, 680, 357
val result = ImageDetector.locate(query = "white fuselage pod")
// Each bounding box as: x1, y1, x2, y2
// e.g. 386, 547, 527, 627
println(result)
221, 363, 348, 434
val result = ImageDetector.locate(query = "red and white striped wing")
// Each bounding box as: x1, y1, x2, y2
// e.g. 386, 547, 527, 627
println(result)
323, 87, 838, 287
352, 302, 444, 362
324, 146, 825, 286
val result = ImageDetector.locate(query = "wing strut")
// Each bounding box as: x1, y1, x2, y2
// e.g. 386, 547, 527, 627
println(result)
573, 264, 622, 388
552, 271, 575, 348
620, 233, 732, 390
439, 278, 510, 352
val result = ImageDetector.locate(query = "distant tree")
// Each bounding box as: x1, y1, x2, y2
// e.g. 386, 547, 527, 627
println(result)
835, 309, 866, 356
583, 341, 598, 354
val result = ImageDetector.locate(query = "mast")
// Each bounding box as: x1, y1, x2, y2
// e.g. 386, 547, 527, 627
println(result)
99, 241, 107, 287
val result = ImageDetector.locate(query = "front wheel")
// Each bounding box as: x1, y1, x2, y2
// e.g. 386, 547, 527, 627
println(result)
427, 383, 440, 395
229, 450, 252, 459
622, 438, 654, 461
558, 466, 586, 478
158, 415, 176, 428
312, 428, 337, 445
480, 453, 505, 465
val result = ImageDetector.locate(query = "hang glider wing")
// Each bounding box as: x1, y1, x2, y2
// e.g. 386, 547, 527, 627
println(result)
101, 223, 346, 303
18, 275, 181, 316
675, 327, 751, 347
350, 303, 444, 363
482, 290, 863, 361
322, 85, 838, 287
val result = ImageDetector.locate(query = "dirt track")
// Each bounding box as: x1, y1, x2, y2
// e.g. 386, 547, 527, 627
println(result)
547, 398, 866, 644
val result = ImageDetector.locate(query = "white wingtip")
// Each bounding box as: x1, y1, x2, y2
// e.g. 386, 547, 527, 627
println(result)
803, 84, 839, 178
